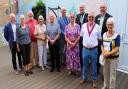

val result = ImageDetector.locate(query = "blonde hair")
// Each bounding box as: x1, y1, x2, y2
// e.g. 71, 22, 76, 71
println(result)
107, 17, 114, 26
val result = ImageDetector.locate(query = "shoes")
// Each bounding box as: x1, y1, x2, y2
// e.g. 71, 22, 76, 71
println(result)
42, 66, 45, 71
44, 64, 49, 69
92, 81, 97, 88
68, 71, 72, 75
57, 68, 61, 72
80, 80, 86, 84
14, 70, 19, 75
24, 71, 29, 76
50, 68, 54, 72
28, 70, 33, 74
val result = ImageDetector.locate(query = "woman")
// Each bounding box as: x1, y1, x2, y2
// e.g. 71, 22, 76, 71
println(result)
101, 17, 120, 89
65, 13, 81, 75
16, 15, 31, 76
34, 15, 47, 71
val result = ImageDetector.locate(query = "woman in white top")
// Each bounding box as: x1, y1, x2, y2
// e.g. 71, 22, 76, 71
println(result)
101, 17, 120, 89
34, 15, 47, 70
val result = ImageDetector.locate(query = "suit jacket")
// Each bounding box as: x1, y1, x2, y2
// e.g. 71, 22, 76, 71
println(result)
95, 13, 112, 36
76, 13, 88, 28
4, 22, 19, 50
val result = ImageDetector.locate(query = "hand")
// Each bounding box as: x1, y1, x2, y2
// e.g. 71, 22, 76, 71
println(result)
103, 52, 111, 58
69, 43, 75, 49
17, 46, 20, 52
50, 40, 55, 45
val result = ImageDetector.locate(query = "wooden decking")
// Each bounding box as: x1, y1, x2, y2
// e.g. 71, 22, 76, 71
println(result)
0, 46, 128, 89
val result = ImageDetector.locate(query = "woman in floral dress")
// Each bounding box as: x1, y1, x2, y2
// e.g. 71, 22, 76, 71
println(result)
65, 13, 81, 75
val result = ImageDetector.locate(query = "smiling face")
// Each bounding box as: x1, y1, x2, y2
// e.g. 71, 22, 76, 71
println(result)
88, 12, 95, 24
100, 3, 107, 15
107, 23, 114, 32
61, 7, 67, 17
70, 13, 75, 23
9, 13, 16, 23
20, 15, 25, 24
79, 4, 85, 14
28, 11, 34, 20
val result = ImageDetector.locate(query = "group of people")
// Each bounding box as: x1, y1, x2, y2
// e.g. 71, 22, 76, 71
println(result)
4, 2, 120, 89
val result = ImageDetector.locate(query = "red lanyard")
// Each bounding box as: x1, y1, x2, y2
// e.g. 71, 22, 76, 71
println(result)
87, 22, 96, 37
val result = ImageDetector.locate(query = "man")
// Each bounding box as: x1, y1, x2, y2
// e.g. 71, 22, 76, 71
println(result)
46, 13, 61, 72
80, 12, 101, 88
4, 13, 22, 75
57, 7, 70, 67
76, 3, 88, 68
95, 3, 112, 74
26, 11, 38, 71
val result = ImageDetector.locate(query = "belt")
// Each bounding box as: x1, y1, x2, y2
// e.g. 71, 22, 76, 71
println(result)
83, 46, 98, 50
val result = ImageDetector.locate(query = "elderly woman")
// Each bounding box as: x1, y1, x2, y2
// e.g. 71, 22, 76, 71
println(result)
34, 15, 47, 71
101, 17, 120, 89
65, 13, 81, 75
16, 15, 31, 76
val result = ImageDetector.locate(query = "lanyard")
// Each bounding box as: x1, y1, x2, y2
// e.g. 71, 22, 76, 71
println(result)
87, 22, 96, 37
80, 13, 85, 24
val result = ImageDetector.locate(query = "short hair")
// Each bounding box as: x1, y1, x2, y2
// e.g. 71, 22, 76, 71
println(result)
107, 17, 114, 25
88, 11, 95, 17
38, 15, 44, 20
61, 6, 66, 11
19, 15, 25, 20
27, 11, 34, 16
79, 3, 85, 8
9, 13, 15, 18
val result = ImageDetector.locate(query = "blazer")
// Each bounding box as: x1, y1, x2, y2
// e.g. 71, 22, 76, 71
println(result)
95, 13, 112, 36
4, 22, 19, 50
76, 13, 88, 28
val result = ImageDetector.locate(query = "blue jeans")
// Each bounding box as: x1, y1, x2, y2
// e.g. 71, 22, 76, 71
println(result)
82, 47, 98, 81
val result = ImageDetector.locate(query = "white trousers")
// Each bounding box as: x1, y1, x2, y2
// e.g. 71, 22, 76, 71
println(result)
38, 44, 47, 67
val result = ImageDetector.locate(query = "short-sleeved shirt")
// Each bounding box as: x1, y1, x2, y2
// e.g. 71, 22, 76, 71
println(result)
80, 23, 101, 48
102, 32, 120, 58
34, 24, 46, 45
16, 25, 31, 45
26, 19, 37, 42
46, 22, 61, 40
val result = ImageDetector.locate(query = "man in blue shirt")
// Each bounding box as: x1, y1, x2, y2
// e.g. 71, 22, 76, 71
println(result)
58, 7, 70, 67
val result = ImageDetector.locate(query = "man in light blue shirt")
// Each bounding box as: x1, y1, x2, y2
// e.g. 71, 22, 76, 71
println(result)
57, 7, 70, 67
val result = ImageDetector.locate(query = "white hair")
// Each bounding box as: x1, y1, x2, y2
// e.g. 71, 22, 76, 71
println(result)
107, 17, 114, 25
79, 3, 85, 8
88, 11, 95, 17
19, 15, 25, 19
38, 15, 44, 20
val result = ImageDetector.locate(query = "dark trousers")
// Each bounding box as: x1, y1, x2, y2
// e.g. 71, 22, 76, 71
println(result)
79, 37, 83, 68
11, 42, 22, 70
48, 40, 60, 69
97, 43, 101, 74
20, 44, 30, 66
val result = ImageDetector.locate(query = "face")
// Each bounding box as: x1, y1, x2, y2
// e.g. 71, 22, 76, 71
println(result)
28, 12, 33, 20
20, 17, 25, 24
50, 15, 55, 23
70, 13, 75, 23
61, 9, 66, 16
79, 5, 85, 14
88, 15, 94, 23
38, 19, 43, 25
107, 23, 114, 31
100, 4, 107, 15
10, 15, 15, 23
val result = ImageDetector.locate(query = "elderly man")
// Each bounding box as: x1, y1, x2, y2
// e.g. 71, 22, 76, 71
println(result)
26, 11, 38, 71
76, 3, 88, 68
80, 12, 101, 88
57, 7, 70, 67
95, 3, 112, 74
46, 13, 61, 72
4, 13, 22, 75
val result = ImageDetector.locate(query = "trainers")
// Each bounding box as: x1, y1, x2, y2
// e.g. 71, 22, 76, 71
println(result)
42, 66, 45, 71
14, 70, 19, 75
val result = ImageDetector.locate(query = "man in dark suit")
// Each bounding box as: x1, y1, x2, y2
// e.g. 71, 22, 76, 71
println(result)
4, 13, 22, 75
95, 3, 112, 74
76, 3, 88, 68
